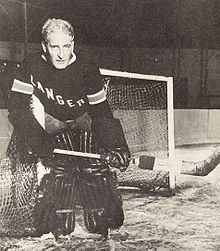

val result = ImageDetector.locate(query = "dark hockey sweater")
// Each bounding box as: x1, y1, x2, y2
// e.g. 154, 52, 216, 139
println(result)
8, 52, 113, 157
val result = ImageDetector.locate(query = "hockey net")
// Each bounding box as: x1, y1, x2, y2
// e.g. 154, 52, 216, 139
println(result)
0, 134, 38, 237
100, 69, 175, 193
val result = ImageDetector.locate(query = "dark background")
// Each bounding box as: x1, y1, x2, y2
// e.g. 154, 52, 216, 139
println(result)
0, 0, 219, 48
0, 0, 219, 108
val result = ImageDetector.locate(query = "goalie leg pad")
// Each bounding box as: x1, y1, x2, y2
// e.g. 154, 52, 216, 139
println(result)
78, 168, 124, 238
103, 170, 124, 230
34, 172, 57, 235
53, 176, 77, 236
35, 172, 77, 237
78, 171, 109, 237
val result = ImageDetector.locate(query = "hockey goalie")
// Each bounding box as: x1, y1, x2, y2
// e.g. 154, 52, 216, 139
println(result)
6, 18, 130, 238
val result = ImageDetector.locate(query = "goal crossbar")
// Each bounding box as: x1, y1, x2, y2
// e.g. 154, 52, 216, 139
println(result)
100, 68, 171, 82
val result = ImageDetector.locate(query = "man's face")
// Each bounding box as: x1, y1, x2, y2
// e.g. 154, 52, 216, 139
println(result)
42, 31, 74, 69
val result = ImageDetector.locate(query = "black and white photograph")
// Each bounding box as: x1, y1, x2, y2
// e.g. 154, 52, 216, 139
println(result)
0, 0, 219, 250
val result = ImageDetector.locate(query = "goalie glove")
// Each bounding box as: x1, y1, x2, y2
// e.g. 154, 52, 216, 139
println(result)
105, 147, 131, 172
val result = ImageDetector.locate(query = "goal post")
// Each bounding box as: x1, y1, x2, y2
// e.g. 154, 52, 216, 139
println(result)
167, 76, 175, 191
100, 68, 176, 192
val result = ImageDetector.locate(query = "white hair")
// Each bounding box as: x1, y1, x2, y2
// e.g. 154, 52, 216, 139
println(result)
42, 18, 74, 42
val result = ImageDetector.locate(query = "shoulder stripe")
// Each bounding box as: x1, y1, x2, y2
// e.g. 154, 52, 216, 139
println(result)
87, 88, 106, 105
11, 79, 34, 95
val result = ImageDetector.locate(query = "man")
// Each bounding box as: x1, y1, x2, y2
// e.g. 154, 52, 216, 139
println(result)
7, 18, 130, 238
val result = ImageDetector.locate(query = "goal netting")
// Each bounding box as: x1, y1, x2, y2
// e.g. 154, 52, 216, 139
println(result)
0, 134, 38, 237
100, 69, 175, 192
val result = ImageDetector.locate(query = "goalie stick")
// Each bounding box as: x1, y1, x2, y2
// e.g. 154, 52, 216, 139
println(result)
53, 148, 102, 159
53, 148, 220, 176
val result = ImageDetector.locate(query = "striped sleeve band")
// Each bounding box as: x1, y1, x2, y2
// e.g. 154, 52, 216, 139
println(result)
11, 79, 34, 95
87, 87, 106, 105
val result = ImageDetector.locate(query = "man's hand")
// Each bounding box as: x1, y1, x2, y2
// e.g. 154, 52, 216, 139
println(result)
106, 147, 131, 172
